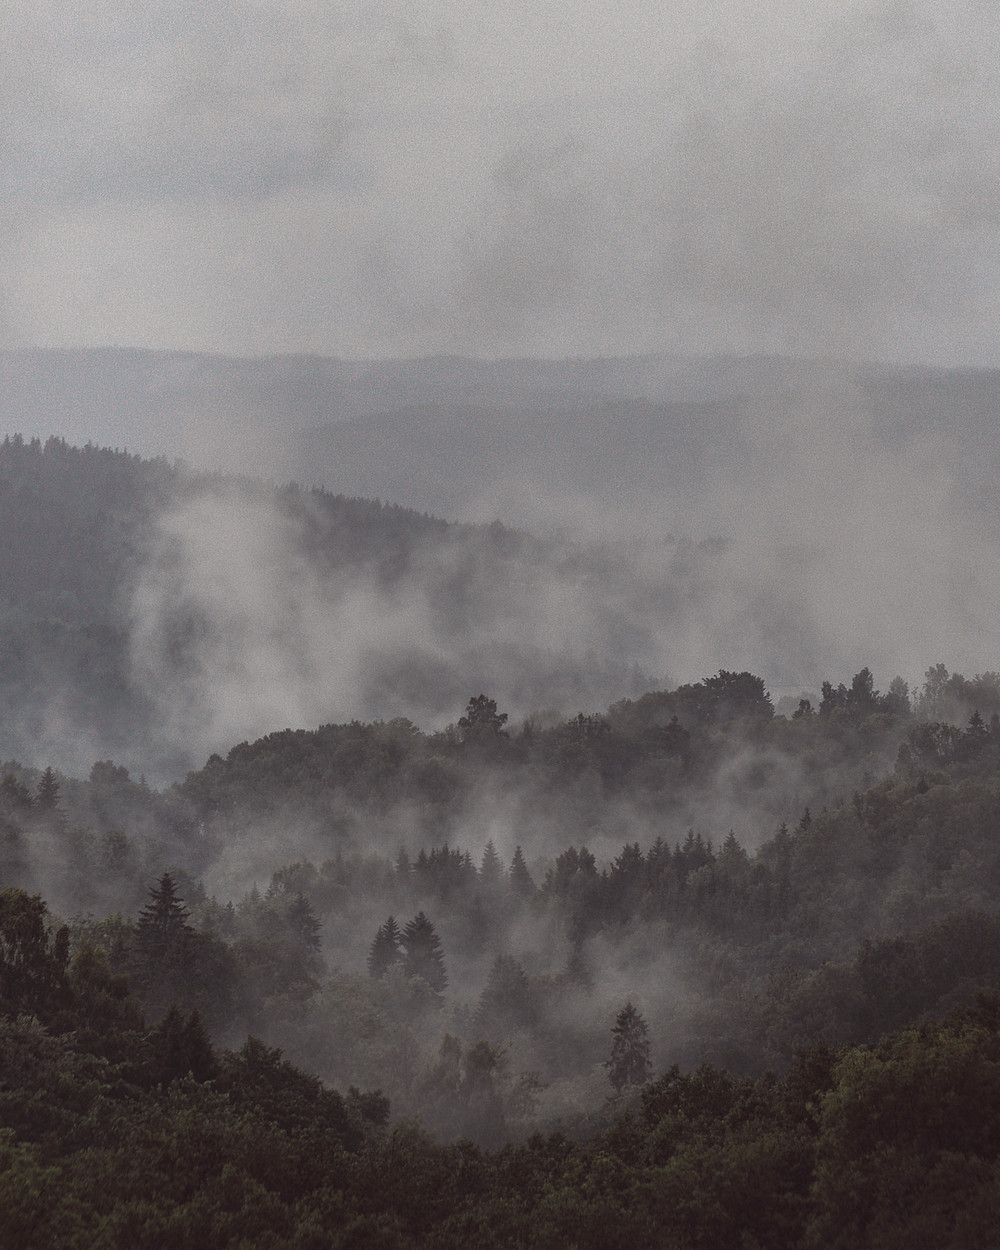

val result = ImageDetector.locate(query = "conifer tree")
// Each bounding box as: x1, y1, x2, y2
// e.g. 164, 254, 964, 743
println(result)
367, 916, 403, 979
148, 1004, 218, 1085
401, 912, 447, 991
35, 767, 60, 813
136, 874, 191, 965
475, 954, 535, 1035
130, 874, 197, 1020
509, 846, 535, 897
605, 1001, 652, 1093
479, 841, 505, 892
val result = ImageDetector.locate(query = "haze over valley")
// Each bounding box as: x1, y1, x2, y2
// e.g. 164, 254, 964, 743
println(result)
4, 1, 1000, 1243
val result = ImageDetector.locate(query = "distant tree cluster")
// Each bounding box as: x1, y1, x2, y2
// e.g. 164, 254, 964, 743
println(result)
368, 912, 447, 991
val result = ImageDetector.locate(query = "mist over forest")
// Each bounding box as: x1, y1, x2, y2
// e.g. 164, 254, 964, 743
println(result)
6, 0, 1000, 1238
2, 349, 999, 778
3, 356, 1000, 1244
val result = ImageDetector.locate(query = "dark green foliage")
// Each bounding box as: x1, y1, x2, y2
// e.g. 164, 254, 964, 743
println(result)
147, 1004, 219, 1086
65, 938, 146, 1062
475, 954, 537, 1037
220, 1035, 387, 1147
458, 694, 509, 740
126, 874, 238, 1028
7, 878, 1000, 1247
401, 912, 447, 992
0, 888, 70, 1019
368, 916, 403, 979
135, 872, 190, 953
606, 1002, 651, 1093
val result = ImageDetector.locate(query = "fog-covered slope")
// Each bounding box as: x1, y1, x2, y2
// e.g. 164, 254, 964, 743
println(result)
2, 352, 998, 778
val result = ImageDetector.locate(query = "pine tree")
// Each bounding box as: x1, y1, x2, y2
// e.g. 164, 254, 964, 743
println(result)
367, 916, 403, 979
148, 1004, 218, 1085
479, 841, 505, 892
281, 893, 322, 953
475, 954, 535, 1035
130, 874, 196, 1018
401, 911, 447, 992
509, 846, 535, 897
605, 1002, 652, 1094
136, 874, 191, 964
35, 767, 60, 812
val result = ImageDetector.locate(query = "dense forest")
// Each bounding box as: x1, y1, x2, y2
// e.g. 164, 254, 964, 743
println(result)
0, 434, 662, 776
5, 675, 1000, 1245
4, 437, 1000, 1243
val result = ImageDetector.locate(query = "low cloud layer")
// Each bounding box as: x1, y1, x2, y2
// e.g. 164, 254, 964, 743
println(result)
3, 0, 999, 363
123, 369, 1000, 775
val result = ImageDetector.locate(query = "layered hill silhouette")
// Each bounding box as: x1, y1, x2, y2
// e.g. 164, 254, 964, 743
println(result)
1, 351, 998, 779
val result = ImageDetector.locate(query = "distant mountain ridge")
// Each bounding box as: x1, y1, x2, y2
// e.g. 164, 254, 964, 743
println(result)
3, 348, 998, 529
0, 436, 660, 778
1, 352, 998, 779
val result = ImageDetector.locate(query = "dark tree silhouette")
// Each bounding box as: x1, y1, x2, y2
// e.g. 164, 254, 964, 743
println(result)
35, 767, 61, 812
479, 841, 506, 892
605, 1001, 652, 1093
509, 846, 535, 897
135, 874, 191, 964
475, 954, 536, 1036
401, 912, 447, 992
0, 888, 70, 1017
367, 916, 403, 979
458, 694, 508, 741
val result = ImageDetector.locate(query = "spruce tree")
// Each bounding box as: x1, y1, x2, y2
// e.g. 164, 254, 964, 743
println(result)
130, 874, 195, 1018
136, 874, 191, 965
509, 846, 535, 897
475, 954, 535, 1035
479, 841, 505, 892
35, 767, 60, 812
401, 912, 447, 992
367, 916, 403, 979
605, 1002, 652, 1093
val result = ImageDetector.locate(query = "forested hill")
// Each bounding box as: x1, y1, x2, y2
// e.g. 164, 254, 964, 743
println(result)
4, 432, 1000, 1241
0, 434, 660, 777
5, 676, 1000, 1245
0, 433, 458, 628
8, 881, 1000, 1247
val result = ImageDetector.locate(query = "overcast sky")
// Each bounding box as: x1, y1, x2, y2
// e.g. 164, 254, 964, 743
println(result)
3, 0, 998, 363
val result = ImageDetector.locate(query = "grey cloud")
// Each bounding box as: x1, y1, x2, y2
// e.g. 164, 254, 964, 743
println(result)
2, 2, 454, 209
438, 2, 1000, 360
3, 0, 999, 360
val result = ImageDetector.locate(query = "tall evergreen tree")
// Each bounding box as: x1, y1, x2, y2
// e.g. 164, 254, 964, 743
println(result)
367, 916, 403, 979
147, 1004, 218, 1086
479, 841, 506, 892
129, 874, 197, 1020
605, 1001, 652, 1094
135, 874, 191, 965
509, 846, 535, 897
34, 767, 61, 813
474, 954, 535, 1036
401, 912, 447, 992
